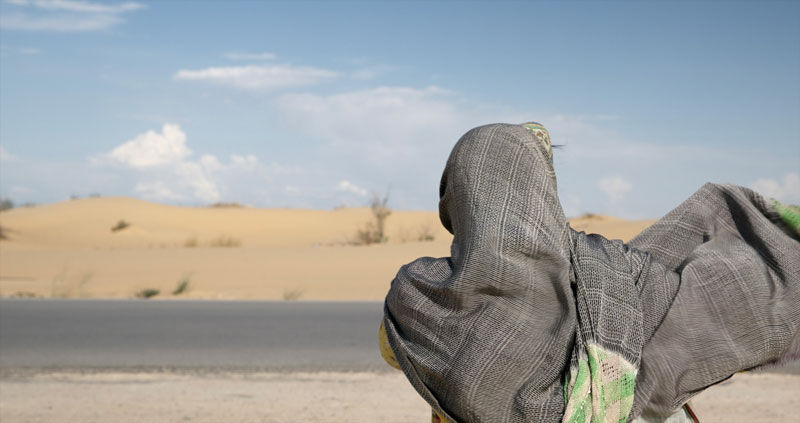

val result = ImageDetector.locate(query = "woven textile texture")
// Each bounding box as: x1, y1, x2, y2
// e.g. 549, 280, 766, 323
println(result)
629, 182, 800, 419
382, 123, 800, 423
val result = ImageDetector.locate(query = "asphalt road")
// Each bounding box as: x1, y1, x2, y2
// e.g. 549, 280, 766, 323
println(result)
0, 299, 387, 372
1, 299, 798, 374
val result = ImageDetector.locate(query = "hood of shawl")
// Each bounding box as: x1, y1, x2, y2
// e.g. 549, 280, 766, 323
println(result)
384, 123, 577, 422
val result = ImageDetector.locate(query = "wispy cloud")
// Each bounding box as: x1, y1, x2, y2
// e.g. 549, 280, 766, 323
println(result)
336, 180, 368, 197
6, 0, 144, 13
598, 175, 633, 203
276, 86, 465, 165
174, 65, 338, 91
0, 145, 18, 161
134, 180, 179, 201
750, 172, 800, 203
351, 64, 396, 80
223, 51, 276, 61
1, 0, 145, 32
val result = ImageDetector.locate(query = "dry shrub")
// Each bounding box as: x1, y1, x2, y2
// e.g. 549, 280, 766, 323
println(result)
111, 220, 130, 232
172, 275, 191, 295
209, 235, 241, 247
208, 202, 243, 208
51, 271, 92, 298
9, 291, 40, 298
282, 287, 304, 301
353, 193, 391, 245
135, 288, 159, 299
182, 236, 241, 248
416, 223, 435, 242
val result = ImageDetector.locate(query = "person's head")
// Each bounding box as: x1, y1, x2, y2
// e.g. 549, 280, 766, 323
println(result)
438, 123, 564, 244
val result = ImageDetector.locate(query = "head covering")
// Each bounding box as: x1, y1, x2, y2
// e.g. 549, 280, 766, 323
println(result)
383, 123, 579, 421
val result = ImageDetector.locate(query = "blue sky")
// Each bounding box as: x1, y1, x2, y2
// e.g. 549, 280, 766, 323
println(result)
1, 0, 798, 218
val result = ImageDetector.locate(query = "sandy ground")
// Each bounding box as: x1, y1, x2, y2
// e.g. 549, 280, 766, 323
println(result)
0, 371, 796, 423
0, 197, 654, 300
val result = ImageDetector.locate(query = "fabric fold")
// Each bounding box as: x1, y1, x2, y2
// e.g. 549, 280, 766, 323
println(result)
382, 123, 800, 423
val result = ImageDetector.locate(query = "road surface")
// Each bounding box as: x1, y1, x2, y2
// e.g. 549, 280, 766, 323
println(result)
0, 299, 386, 372
1, 299, 798, 374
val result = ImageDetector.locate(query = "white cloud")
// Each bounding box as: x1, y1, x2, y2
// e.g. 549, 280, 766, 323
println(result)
230, 154, 259, 171
224, 51, 276, 61
175, 162, 220, 203
19, 47, 40, 55
0, 146, 17, 161
7, 0, 144, 13
89, 124, 289, 204
541, 114, 741, 164
598, 175, 633, 203
336, 180, 368, 197
135, 181, 180, 201
95, 123, 191, 169
351, 65, 395, 80
1, 0, 145, 32
276, 86, 467, 164
750, 172, 800, 203
199, 154, 223, 172
174, 65, 338, 91
351, 69, 378, 80
0, 13, 120, 31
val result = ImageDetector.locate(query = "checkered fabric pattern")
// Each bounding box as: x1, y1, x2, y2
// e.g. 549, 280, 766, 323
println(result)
382, 123, 800, 422
563, 344, 637, 423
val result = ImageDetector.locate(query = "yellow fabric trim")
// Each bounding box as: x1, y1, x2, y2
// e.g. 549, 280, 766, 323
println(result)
378, 321, 402, 370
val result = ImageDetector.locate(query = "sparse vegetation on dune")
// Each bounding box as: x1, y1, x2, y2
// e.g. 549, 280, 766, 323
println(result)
172, 275, 191, 295
353, 193, 392, 245
209, 235, 241, 247
207, 202, 243, 208
416, 223, 435, 242
182, 235, 241, 248
111, 220, 131, 232
8, 291, 41, 299
50, 269, 93, 298
396, 223, 437, 243
135, 288, 159, 299
282, 287, 304, 301
0, 198, 13, 212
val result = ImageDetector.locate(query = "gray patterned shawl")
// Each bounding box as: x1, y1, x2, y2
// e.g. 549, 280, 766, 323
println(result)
382, 123, 800, 422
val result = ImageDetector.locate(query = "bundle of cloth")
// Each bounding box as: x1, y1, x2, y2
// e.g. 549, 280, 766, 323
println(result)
380, 123, 800, 423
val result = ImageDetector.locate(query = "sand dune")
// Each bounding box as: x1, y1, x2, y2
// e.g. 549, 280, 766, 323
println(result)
0, 197, 655, 300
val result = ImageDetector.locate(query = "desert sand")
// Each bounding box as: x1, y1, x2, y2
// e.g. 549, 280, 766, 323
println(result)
0, 197, 655, 300
0, 371, 797, 423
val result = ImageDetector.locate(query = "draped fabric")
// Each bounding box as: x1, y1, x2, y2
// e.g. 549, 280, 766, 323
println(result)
382, 123, 800, 423
629, 183, 800, 419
